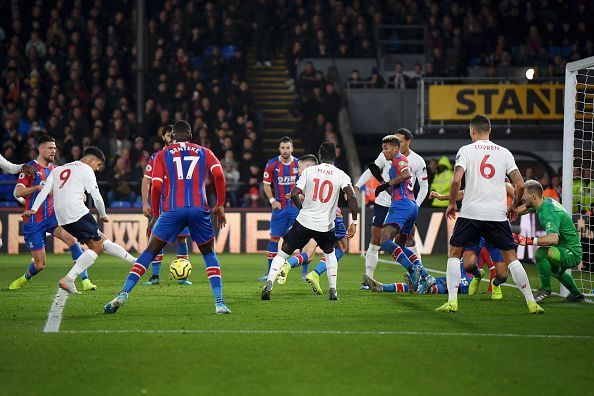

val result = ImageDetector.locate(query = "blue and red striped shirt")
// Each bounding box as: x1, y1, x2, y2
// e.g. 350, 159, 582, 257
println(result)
263, 156, 299, 208
389, 154, 415, 202
151, 142, 222, 213
17, 160, 56, 224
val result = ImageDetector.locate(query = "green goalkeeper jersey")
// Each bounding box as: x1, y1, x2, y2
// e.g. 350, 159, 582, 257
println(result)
534, 198, 582, 257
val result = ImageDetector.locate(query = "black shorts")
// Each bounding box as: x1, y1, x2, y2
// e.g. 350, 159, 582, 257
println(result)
283, 221, 337, 253
371, 204, 390, 227
62, 212, 102, 244
450, 217, 516, 251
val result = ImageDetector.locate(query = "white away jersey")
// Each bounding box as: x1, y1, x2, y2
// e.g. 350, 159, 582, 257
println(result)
355, 152, 391, 207
455, 140, 518, 221
32, 161, 106, 225
407, 149, 427, 187
296, 163, 352, 232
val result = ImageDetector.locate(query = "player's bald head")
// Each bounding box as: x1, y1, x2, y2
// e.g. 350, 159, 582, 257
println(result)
524, 179, 543, 197
172, 120, 192, 142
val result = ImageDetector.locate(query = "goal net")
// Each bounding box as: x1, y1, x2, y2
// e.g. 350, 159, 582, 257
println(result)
563, 56, 594, 297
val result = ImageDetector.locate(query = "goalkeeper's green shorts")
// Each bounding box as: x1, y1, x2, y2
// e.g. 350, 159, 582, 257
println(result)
549, 246, 582, 273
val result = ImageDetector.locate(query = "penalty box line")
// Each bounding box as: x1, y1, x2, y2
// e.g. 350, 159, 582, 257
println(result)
374, 258, 594, 304
43, 288, 69, 333
59, 329, 593, 339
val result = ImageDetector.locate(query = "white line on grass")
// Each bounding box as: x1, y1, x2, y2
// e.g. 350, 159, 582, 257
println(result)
59, 329, 593, 339
373, 258, 594, 304
43, 288, 69, 333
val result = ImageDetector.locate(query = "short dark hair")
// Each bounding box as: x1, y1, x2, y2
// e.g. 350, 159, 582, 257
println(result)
470, 114, 491, 133
298, 154, 318, 166
173, 120, 191, 135
162, 124, 173, 134
395, 128, 413, 141
279, 136, 293, 145
525, 179, 544, 197
37, 135, 55, 146
382, 134, 400, 146
83, 146, 105, 162
318, 142, 336, 162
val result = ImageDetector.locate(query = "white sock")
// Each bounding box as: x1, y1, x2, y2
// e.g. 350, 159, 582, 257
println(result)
508, 260, 535, 303
325, 251, 338, 289
66, 250, 98, 280
103, 240, 136, 263
408, 244, 422, 263
446, 258, 461, 302
267, 251, 290, 283
365, 244, 380, 277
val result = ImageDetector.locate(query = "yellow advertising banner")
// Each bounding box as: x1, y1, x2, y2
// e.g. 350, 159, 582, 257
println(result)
429, 83, 564, 120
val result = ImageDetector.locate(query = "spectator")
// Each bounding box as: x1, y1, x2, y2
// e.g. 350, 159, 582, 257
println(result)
108, 157, 136, 203
348, 69, 365, 88
223, 160, 241, 207
388, 63, 409, 89
429, 156, 453, 207
543, 175, 562, 202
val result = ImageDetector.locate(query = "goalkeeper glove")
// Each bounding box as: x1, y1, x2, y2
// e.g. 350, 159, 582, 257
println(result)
513, 233, 534, 246
375, 182, 390, 196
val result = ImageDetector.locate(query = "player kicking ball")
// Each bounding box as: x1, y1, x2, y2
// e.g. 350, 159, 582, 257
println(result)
372, 135, 436, 294
435, 115, 543, 314
22, 147, 136, 294
262, 142, 358, 301
141, 125, 192, 286
104, 120, 231, 314
514, 180, 585, 303
9, 135, 94, 291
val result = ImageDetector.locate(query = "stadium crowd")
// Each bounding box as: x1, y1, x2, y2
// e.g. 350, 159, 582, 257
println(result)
0, 0, 591, 207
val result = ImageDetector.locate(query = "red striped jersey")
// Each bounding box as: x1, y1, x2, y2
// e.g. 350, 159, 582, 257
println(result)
263, 156, 299, 208
152, 142, 221, 212
17, 160, 56, 224
389, 154, 415, 202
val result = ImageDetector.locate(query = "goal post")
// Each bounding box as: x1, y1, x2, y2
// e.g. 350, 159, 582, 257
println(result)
563, 56, 594, 297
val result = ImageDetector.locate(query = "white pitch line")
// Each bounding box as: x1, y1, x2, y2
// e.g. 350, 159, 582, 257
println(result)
59, 329, 593, 339
43, 288, 69, 333
374, 258, 594, 303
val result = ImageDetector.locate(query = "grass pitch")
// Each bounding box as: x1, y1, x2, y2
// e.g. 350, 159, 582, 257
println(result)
0, 252, 592, 396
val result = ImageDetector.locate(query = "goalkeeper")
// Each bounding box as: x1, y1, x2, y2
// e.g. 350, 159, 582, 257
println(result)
514, 180, 585, 303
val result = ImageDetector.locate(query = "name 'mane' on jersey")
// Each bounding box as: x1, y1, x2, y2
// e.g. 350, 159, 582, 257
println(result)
295, 163, 352, 232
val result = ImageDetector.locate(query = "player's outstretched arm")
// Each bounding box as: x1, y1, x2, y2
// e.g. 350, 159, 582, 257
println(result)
289, 186, 303, 209
0, 154, 31, 175
513, 232, 558, 247
343, 184, 359, 239
430, 189, 464, 202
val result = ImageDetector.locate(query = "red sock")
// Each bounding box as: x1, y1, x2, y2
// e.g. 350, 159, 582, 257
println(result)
480, 247, 495, 293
